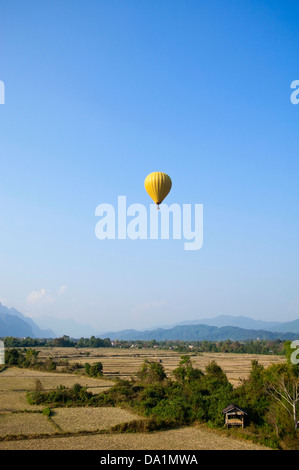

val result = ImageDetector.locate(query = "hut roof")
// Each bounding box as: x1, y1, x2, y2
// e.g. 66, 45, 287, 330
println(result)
222, 403, 247, 415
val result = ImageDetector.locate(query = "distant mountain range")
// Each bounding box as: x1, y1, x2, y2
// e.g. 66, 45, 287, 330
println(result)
1, 302, 299, 342
172, 315, 299, 334
100, 315, 299, 342
0, 303, 55, 338
173, 315, 280, 330
0, 303, 97, 339
100, 323, 299, 342
34, 316, 97, 338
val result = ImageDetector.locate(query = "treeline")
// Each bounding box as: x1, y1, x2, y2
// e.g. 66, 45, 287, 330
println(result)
2, 335, 111, 348
4, 347, 104, 377
1, 335, 286, 355
27, 345, 299, 450
125, 338, 286, 355
4, 348, 59, 372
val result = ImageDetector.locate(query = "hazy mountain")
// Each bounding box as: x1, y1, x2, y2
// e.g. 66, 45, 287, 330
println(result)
0, 302, 97, 338
99, 324, 299, 342
174, 315, 280, 330
34, 316, 97, 338
0, 303, 54, 338
1, 304, 299, 341
267, 318, 299, 334
0, 312, 34, 337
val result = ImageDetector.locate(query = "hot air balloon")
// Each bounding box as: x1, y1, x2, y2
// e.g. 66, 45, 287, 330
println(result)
144, 172, 172, 209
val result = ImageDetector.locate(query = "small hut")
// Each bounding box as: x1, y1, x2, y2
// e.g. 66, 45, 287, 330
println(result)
222, 403, 247, 428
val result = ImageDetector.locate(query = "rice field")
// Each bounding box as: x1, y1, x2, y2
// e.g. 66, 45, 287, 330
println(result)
0, 367, 113, 394
0, 424, 269, 450
50, 407, 141, 433
0, 412, 56, 436
0, 348, 283, 450
34, 346, 286, 386
0, 365, 142, 447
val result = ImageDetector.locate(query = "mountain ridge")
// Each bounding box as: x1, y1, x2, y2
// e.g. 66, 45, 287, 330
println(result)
1, 303, 299, 341
172, 315, 299, 333
0, 303, 55, 338
99, 323, 299, 342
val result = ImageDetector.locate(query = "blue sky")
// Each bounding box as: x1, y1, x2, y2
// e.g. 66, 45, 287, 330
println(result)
0, 0, 299, 332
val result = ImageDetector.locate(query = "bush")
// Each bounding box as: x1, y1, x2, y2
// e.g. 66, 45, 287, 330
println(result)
85, 362, 103, 377
5, 348, 25, 366
150, 397, 193, 424
27, 383, 94, 406
42, 407, 52, 417
47, 358, 57, 371
110, 417, 177, 433
137, 360, 167, 383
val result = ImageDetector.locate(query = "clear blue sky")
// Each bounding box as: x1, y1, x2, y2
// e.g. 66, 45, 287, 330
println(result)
0, 0, 299, 332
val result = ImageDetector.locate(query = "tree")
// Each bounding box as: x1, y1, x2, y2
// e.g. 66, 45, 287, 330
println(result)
172, 355, 203, 383
24, 349, 39, 367
204, 360, 229, 386
47, 357, 57, 371
85, 361, 103, 377
5, 348, 24, 365
137, 360, 167, 383
234, 360, 269, 425
51, 335, 75, 347
265, 364, 299, 431
202, 361, 233, 425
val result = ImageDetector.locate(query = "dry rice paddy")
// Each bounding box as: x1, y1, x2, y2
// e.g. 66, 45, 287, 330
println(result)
51, 407, 140, 433
0, 412, 56, 436
35, 346, 286, 386
0, 348, 283, 450
0, 425, 269, 450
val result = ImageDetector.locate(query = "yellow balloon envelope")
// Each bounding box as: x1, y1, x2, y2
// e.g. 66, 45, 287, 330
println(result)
144, 172, 172, 207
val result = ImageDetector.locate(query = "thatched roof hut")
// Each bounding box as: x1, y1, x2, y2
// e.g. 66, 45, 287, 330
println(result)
222, 403, 247, 428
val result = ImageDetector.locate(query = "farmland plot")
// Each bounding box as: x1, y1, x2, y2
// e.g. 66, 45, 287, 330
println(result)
0, 367, 113, 412
51, 407, 141, 433
0, 349, 283, 449
0, 413, 55, 436
0, 424, 269, 450
35, 347, 286, 386
0, 367, 141, 441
